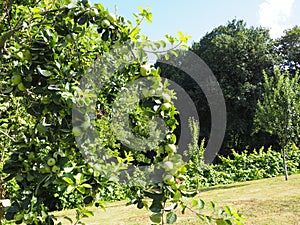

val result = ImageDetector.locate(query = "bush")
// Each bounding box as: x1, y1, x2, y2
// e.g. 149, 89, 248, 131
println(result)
187, 144, 300, 189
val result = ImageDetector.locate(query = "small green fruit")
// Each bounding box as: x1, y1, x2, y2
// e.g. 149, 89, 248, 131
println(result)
14, 213, 24, 222
161, 102, 171, 111
15, 174, 23, 182
65, 34, 73, 43
23, 49, 31, 60
41, 96, 52, 104
16, 51, 23, 60
87, 168, 94, 175
164, 161, 174, 170
52, 165, 60, 173
47, 158, 56, 167
39, 165, 51, 174
101, 19, 110, 28
11, 75, 22, 85
163, 174, 175, 185
140, 64, 151, 76
162, 93, 171, 102
165, 144, 176, 154
28, 152, 35, 160
107, 13, 117, 23
17, 82, 26, 91
73, 127, 83, 137
166, 133, 176, 144
81, 116, 90, 130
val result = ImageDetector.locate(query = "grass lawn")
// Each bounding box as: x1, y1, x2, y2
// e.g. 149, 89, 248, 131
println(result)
54, 174, 300, 225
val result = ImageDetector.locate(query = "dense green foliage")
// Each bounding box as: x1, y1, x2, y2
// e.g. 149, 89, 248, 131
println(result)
158, 19, 280, 154
187, 141, 300, 189
0, 1, 245, 225
158, 20, 300, 155
254, 69, 300, 180
1, 1, 299, 224
276, 26, 300, 74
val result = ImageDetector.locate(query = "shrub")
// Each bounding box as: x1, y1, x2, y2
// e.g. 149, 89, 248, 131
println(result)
187, 144, 300, 189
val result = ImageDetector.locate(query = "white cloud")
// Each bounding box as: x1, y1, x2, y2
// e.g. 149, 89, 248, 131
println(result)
259, 0, 295, 38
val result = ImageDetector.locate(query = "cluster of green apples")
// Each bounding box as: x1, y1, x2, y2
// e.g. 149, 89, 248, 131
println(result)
163, 159, 187, 190
39, 157, 60, 174
11, 74, 26, 91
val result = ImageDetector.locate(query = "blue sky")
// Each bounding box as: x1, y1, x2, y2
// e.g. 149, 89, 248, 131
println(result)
91, 0, 300, 43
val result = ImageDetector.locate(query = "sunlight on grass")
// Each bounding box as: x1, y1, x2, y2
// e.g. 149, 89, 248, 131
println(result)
54, 174, 300, 225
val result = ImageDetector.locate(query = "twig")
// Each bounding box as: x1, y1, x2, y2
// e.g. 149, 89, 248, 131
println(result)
0, 130, 15, 142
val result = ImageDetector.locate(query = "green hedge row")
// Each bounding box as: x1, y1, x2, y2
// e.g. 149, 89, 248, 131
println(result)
186, 143, 300, 188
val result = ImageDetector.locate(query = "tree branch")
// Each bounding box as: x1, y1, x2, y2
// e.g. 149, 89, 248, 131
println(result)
0, 25, 23, 50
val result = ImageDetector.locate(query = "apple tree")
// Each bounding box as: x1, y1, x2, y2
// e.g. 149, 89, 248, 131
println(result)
0, 1, 245, 224
254, 69, 300, 181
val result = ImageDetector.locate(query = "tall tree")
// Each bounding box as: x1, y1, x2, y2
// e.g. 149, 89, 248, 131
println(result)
159, 19, 278, 153
276, 26, 300, 74
254, 69, 300, 180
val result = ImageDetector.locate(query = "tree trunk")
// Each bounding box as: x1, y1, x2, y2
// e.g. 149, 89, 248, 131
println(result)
282, 147, 288, 181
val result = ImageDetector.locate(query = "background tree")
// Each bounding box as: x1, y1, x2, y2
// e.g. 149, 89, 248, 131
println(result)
276, 26, 300, 74
254, 69, 300, 180
159, 19, 279, 155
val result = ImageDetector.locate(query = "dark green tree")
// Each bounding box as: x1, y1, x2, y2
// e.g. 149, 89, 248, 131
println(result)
276, 26, 300, 74
159, 19, 279, 154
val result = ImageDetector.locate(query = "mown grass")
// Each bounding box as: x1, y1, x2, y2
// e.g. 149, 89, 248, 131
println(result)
54, 174, 300, 225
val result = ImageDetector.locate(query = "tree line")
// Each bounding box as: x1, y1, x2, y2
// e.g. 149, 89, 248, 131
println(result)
158, 19, 300, 157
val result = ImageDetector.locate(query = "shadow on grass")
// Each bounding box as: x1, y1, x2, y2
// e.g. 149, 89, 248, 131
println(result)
199, 183, 250, 193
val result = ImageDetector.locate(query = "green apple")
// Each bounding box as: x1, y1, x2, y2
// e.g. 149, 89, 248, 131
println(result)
11, 75, 22, 85
14, 213, 24, 222
107, 13, 117, 23
140, 64, 151, 76
41, 96, 51, 104
16, 51, 23, 60
17, 82, 26, 91
15, 173, 23, 182
165, 144, 176, 154
87, 168, 94, 175
47, 158, 56, 167
52, 165, 60, 173
162, 93, 171, 102
160, 102, 171, 111
28, 152, 35, 160
65, 34, 73, 43
24, 74, 32, 82
23, 49, 31, 60
39, 165, 51, 174
81, 116, 90, 130
163, 174, 175, 185
85, 1, 92, 7
73, 127, 83, 137
101, 19, 110, 28
166, 133, 176, 144
164, 161, 174, 170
